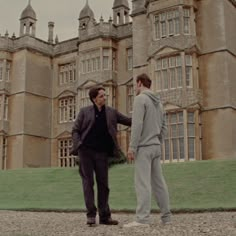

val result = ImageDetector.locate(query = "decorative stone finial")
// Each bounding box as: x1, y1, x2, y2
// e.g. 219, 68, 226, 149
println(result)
5, 30, 9, 37
55, 35, 59, 44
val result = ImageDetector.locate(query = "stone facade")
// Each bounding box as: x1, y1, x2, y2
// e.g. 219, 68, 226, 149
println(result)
0, 0, 235, 169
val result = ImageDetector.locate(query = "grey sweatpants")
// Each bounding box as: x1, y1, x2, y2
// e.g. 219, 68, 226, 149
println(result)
135, 145, 171, 224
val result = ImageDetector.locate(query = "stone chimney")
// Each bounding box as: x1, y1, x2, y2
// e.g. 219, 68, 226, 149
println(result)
48, 21, 54, 44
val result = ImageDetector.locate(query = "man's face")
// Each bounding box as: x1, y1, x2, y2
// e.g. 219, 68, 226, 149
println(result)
93, 89, 106, 107
135, 80, 142, 95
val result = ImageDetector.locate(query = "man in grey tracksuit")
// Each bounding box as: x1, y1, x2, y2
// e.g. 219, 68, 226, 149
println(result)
124, 73, 171, 228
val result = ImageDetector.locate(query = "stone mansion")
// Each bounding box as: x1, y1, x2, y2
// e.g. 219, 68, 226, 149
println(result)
0, 0, 235, 169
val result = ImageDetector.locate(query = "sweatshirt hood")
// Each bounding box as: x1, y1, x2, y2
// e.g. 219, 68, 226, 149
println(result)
142, 90, 160, 106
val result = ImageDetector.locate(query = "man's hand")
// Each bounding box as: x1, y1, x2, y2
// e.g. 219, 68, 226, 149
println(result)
127, 149, 135, 164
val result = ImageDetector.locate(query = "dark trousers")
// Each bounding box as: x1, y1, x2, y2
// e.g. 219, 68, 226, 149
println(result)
78, 147, 111, 220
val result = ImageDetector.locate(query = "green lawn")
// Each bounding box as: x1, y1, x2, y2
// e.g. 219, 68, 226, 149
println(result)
0, 159, 236, 212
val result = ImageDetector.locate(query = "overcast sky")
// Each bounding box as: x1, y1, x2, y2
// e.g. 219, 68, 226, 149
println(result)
0, 0, 132, 41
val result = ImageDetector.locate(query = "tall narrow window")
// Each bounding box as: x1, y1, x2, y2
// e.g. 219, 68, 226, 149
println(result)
183, 8, 190, 34
160, 13, 167, 38
59, 62, 76, 85
127, 48, 133, 71
2, 137, 7, 170
127, 84, 134, 113
58, 139, 75, 167
103, 49, 109, 70
176, 56, 182, 88
82, 61, 86, 74
162, 58, 168, 90
185, 55, 192, 87
3, 96, 8, 121
187, 112, 195, 160
59, 97, 76, 123
154, 15, 160, 39
92, 58, 96, 72
6, 62, 11, 81
79, 88, 90, 108
112, 50, 117, 71
0, 61, 3, 81
155, 60, 162, 91
167, 11, 174, 36
96, 57, 101, 71
174, 10, 180, 35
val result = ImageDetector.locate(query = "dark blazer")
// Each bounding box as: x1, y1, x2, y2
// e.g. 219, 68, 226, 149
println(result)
70, 105, 132, 156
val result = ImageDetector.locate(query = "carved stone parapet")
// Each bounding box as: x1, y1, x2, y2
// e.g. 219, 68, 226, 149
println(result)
159, 88, 203, 108
149, 35, 199, 58
78, 71, 117, 88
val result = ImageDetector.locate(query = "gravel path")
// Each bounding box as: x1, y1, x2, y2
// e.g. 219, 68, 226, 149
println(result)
0, 211, 235, 236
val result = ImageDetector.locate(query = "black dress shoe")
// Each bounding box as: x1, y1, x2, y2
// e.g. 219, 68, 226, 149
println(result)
99, 218, 119, 225
87, 217, 96, 226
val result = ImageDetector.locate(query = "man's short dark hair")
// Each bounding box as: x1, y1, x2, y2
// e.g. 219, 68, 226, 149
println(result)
136, 73, 152, 88
89, 86, 105, 103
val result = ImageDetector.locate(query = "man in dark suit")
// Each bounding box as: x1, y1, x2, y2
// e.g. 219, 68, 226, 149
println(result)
70, 86, 131, 226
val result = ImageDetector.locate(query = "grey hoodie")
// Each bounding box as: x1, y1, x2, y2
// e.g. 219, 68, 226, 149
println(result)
129, 90, 167, 153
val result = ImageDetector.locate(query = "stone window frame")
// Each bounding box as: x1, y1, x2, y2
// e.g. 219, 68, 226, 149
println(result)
58, 138, 75, 167
112, 50, 117, 72
58, 96, 76, 124
162, 109, 199, 162
153, 6, 192, 40
126, 48, 133, 71
0, 60, 11, 82
78, 88, 90, 109
102, 48, 110, 70
78, 84, 115, 110
58, 62, 76, 85
81, 50, 101, 74
154, 53, 193, 91
6, 61, 11, 82
0, 61, 3, 81
183, 8, 191, 35
1, 136, 7, 170
127, 83, 134, 114
0, 94, 9, 121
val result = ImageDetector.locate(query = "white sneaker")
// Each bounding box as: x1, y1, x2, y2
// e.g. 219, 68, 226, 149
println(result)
123, 221, 150, 228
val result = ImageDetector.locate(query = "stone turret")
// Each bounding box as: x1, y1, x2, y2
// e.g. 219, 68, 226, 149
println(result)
113, 0, 130, 25
19, 0, 37, 37
78, 0, 95, 33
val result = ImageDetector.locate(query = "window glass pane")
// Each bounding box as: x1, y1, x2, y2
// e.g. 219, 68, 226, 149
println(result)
164, 139, 170, 160
170, 114, 177, 123
103, 56, 109, 70
162, 70, 168, 89
170, 68, 176, 88
156, 60, 162, 70
188, 138, 195, 160
188, 112, 194, 122
178, 112, 183, 122
179, 138, 185, 160
172, 139, 178, 160
171, 125, 177, 137
178, 124, 184, 136
188, 123, 195, 136
186, 67, 192, 87
177, 67, 182, 87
